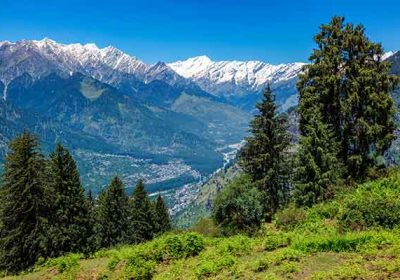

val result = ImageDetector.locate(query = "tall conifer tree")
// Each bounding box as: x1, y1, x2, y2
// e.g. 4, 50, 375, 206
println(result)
94, 176, 129, 248
0, 132, 48, 272
86, 189, 96, 253
87, 189, 94, 209
153, 195, 171, 235
240, 85, 291, 219
46, 143, 90, 257
298, 16, 398, 179
128, 180, 155, 243
293, 109, 343, 207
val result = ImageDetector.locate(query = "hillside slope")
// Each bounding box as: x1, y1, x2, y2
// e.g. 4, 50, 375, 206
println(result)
6, 172, 400, 280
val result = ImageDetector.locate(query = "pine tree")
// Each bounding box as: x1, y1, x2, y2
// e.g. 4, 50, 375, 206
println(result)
87, 189, 94, 209
153, 195, 171, 235
293, 109, 343, 207
128, 180, 155, 243
0, 132, 48, 272
298, 16, 398, 179
46, 143, 90, 257
85, 189, 96, 253
240, 85, 291, 219
94, 176, 129, 248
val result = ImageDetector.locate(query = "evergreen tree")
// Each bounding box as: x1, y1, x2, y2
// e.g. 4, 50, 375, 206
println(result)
46, 143, 90, 257
87, 189, 94, 209
240, 85, 291, 219
85, 189, 96, 253
298, 16, 398, 179
94, 176, 129, 248
128, 180, 155, 243
0, 132, 48, 272
293, 109, 343, 207
153, 195, 171, 235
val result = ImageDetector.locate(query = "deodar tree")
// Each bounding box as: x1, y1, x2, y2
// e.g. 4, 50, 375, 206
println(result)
298, 16, 398, 179
0, 132, 48, 272
240, 84, 291, 219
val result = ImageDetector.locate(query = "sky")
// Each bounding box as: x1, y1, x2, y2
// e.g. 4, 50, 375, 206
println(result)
0, 0, 399, 64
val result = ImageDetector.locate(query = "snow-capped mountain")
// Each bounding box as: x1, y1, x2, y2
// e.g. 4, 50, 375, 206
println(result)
168, 55, 305, 98
383, 51, 396, 61
168, 52, 396, 110
0, 39, 135, 85
0, 38, 198, 94
0, 38, 308, 111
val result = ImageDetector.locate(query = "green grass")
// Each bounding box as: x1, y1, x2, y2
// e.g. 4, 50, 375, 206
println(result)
4, 172, 400, 279
4, 229, 400, 279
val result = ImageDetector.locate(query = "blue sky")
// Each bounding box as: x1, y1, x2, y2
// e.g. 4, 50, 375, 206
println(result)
0, 0, 399, 64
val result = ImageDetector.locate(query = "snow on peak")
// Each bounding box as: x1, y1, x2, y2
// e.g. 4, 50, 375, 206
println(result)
0, 38, 307, 99
168, 57, 305, 97
169, 55, 213, 78
33, 37, 58, 47
383, 51, 395, 60
0, 38, 150, 82
188, 55, 213, 64
83, 43, 99, 50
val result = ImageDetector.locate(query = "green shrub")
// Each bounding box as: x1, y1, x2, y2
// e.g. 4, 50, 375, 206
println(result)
41, 253, 83, 274
308, 201, 340, 220
310, 263, 365, 280
107, 255, 120, 271
267, 248, 304, 265
250, 248, 304, 275
274, 204, 307, 231
125, 257, 157, 280
195, 254, 236, 278
264, 272, 280, 280
216, 235, 254, 256
263, 231, 290, 251
275, 261, 300, 275
339, 174, 400, 231
252, 258, 269, 272
292, 231, 396, 253
212, 175, 263, 235
183, 232, 206, 257
92, 248, 120, 259
121, 232, 206, 279
157, 232, 206, 260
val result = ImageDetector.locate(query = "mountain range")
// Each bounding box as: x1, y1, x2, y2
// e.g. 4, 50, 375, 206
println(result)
0, 38, 397, 211
169, 55, 304, 111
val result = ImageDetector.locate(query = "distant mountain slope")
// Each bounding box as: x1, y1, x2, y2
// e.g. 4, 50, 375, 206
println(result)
0, 80, 117, 156
388, 51, 400, 75
6, 72, 222, 166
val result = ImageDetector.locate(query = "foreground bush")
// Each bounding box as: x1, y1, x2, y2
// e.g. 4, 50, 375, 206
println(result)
212, 175, 263, 235
292, 230, 398, 253
339, 173, 400, 231
99, 232, 206, 279
274, 204, 308, 231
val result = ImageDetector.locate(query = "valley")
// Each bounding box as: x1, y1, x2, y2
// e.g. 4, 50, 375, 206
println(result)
0, 38, 398, 215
